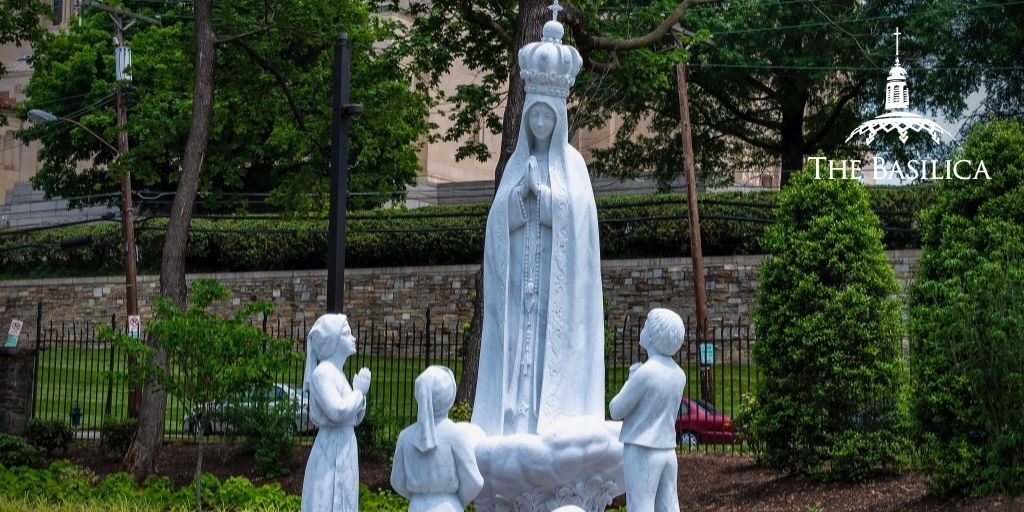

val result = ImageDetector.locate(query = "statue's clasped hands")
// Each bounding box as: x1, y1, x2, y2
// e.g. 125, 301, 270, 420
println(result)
518, 156, 546, 200
353, 367, 371, 396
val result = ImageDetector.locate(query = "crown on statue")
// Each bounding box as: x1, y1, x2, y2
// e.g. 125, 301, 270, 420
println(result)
518, 1, 583, 99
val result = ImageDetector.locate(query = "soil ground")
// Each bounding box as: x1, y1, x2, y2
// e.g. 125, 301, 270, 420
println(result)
66, 444, 1020, 511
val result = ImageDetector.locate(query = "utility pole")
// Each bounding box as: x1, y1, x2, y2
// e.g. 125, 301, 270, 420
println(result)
676, 62, 714, 406
326, 33, 362, 314
81, 0, 160, 417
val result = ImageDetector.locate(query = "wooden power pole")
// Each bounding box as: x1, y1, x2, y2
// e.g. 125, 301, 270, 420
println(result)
676, 62, 714, 405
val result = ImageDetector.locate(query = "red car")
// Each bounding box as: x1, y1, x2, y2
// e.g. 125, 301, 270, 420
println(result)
675, 397, 736, 447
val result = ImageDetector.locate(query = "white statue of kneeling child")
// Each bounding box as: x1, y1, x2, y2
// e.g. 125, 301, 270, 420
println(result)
301, 314, 372, 512
392, 366, 486, 512
609, 308, 687, 512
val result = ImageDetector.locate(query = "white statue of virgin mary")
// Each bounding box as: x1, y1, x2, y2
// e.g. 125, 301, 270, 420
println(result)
472, 8, 605, 436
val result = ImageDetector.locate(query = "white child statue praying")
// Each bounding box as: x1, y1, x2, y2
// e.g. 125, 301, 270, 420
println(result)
609, 309, 687, 512
301, 314, 372, 512
391, 366, 486, 512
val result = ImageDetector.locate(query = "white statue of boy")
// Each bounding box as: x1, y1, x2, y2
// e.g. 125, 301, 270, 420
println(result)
392, 366, 486, 512
609, 308, 687, 512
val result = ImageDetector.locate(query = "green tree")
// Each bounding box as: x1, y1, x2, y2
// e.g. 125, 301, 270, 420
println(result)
16, 0, 431, 210
748, 168, 910, 481
102, 279, 298, 508
909, 119, 1024, 496
0, 0, 50, 87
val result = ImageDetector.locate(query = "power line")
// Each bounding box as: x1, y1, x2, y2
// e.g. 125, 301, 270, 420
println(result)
703, 1, 1024, 37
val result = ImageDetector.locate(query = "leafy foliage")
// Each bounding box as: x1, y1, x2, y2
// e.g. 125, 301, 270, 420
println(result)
0, 460, 302, 510
355, 402, 402, 464
99, 417, 138, 461
16, 0, 431, 211
748, 168, 910, 481
23, 419, 73, 454
100, 279, 298, 505
228, 400, 299, 478
909, 119, 1024, 496
0, 187, 933, 279
0, 433, 46, 469
0, 0, 50, 87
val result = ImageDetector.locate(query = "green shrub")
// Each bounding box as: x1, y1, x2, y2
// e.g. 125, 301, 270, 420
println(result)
748, 167, 910, 481
100, 417, 137, 460
0, 433, 47, 469
230, 400, 298, 478
0, 188, 932, 279
910, 119, 1024, 497
449, 402, 472, 423
0, 461, 303, 510
24, 419, 73, 454
356, 403, 403, 464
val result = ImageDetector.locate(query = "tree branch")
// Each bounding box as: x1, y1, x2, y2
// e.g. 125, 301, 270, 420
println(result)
719, 124, 780, 152
804, 79, 865, 150
232, 40, 306, 131
456, 1, 513, 50
693, 79, 783, 131
214, 26, 269, 46
565, 0, 717, 52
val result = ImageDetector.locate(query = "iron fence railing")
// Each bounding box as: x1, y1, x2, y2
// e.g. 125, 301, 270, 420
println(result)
30, 305, 759, 452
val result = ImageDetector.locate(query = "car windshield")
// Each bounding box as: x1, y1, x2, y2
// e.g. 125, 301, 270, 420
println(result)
692, 398, 720, 414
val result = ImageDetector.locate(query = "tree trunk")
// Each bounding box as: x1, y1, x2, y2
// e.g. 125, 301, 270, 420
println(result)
456, 0, 549, 407
778, 94, 807, 188
123, 0, 217, 480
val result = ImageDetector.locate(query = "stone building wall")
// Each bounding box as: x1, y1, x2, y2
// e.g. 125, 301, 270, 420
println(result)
0, 251, 921, 348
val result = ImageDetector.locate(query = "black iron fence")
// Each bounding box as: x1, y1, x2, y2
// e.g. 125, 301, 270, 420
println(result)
30, 306, 759, 452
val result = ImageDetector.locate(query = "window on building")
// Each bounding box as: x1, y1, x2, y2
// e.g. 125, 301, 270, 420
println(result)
53, 0, 63, 25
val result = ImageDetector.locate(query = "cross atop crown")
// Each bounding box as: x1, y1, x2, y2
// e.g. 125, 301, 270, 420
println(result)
893, 27, 901, 64
548, 0, 563, 22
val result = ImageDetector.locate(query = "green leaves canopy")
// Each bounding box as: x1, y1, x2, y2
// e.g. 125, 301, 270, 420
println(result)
17, 0, 432, 211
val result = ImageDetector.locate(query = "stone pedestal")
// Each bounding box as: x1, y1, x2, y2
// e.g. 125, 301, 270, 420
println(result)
0, 348, 36, 435
473, 418, 625, 512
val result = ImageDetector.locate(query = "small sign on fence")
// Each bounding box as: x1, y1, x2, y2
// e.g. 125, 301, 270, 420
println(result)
5, 319, 23, 347
128, 315, 141, 339
698, 342, 714, 367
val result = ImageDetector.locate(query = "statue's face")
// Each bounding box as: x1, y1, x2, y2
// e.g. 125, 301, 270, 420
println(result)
336, 320, 357, 358
527, 103, 556, 140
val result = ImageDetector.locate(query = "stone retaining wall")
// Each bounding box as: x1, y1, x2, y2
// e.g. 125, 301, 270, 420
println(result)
0, 251, 921, 347
0, 348, 36, 434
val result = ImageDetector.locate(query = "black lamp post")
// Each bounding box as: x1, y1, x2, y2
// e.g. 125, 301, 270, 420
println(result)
326, 33, 363, 314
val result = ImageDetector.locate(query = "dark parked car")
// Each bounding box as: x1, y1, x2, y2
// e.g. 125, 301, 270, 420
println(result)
674, 397, 736, 447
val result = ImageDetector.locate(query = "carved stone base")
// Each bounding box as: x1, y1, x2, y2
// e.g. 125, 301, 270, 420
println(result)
473, 417, 625, 512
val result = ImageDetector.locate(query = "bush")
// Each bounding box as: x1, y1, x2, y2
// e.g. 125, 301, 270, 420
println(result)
99, 417, 137, 460
0, 434, 46, 469
356, 403, 403, 464
0, 461, 302, 510
24, 419, 73, 454
909, 119, 1024, 496
0, 188, 933, 279
747, 168, 910, 481
231, 400, 298, 478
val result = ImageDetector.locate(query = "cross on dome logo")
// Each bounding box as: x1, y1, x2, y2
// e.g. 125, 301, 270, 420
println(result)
812, 28, 990, 181
845, 28, 950, 145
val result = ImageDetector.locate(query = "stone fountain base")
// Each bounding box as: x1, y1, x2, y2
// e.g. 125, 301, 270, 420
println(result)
473, 417, 625, 512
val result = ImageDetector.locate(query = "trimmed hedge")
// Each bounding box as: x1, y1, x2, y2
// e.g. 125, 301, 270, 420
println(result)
0, 187, 932, 279
748, 169, 911, 481
909, 119, 1024, 496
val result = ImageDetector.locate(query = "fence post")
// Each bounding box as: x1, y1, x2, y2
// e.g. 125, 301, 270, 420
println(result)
105, 313, 116, 416
424, 307, 432, 362
30, 302, 43, 419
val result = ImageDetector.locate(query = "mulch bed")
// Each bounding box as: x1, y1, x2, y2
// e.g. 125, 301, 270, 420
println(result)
65, 444, 1020, 511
